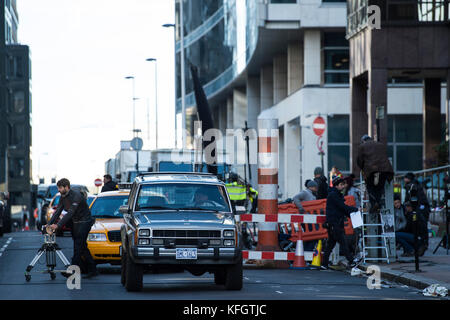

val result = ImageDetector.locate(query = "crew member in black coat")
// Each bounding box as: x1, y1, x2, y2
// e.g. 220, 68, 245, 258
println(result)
321, 176, 359, 270
101, 174, 119, 193
47, 178, 97, 278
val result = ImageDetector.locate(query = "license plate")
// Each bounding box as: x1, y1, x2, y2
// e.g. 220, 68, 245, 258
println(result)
176, 248, 198, 260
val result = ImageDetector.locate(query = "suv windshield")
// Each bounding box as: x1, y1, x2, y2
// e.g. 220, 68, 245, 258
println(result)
91, 196, 129, 218
136, 183, 231, 213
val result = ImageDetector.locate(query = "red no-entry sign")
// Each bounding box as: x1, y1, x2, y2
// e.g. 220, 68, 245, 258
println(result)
312, 116, 326, 136
94, 178, 102, 187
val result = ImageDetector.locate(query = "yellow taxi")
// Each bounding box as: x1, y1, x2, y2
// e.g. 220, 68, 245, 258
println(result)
87, 189, 130, 265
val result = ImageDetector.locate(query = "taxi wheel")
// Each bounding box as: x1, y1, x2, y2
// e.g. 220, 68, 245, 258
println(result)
121, 250, 127, 286
125, 251, 143, 292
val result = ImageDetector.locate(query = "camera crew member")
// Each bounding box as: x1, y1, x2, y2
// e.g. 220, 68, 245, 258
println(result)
321, 176, 359, 270
47, 178, 98, 278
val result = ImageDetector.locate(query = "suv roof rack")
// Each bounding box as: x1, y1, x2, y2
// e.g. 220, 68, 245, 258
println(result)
118, 183, 133, 190
137, 172, 215, 178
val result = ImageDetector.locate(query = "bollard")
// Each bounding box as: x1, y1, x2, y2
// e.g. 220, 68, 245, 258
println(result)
256, 119, 288, 268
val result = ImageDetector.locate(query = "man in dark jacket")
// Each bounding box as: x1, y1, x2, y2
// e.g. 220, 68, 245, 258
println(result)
101, 174, 118, 193
403, 172, 430, 221
321, 176, 359, 270
313, 167, 328, 200
396, 201, 428, 256
47, 178, 97, 278
357, 135, 394, 212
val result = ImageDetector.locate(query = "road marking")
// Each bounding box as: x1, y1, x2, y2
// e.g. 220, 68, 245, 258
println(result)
0, 237, 12, 257
276, 291, 283, 294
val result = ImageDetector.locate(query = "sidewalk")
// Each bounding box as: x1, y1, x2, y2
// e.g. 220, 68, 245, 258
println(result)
357, 237, 450, 291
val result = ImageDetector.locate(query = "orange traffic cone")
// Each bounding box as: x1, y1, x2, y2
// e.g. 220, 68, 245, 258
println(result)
291, 238, 308, 269
23, 219, 30, 231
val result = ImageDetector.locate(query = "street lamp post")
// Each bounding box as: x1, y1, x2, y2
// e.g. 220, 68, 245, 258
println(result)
163, 3, 185, 149
146, 58, 158, 150
125, 76, 137, 138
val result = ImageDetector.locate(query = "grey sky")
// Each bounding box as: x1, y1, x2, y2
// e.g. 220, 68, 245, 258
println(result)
18, 0, 175, 190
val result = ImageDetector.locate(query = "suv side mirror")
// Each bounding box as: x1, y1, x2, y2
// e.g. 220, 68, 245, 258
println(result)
234, 206, 247, 215
119, 205, 129, 215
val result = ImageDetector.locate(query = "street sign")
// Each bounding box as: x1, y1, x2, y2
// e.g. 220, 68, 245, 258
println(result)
94, 178, 102, 187
131, 137, 143, 151
312, 116, 325, 136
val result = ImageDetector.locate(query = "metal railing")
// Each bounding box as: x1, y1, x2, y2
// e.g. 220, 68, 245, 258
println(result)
393, 165, 450, 208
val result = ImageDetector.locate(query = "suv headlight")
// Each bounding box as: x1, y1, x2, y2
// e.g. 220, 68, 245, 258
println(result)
223, 230, 234, 238
139, 229, 150, 237
88, 233, 107, 241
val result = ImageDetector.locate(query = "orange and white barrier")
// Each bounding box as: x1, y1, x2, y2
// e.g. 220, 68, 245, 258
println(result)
243, 250, 314, 261
236, 213, 326, 224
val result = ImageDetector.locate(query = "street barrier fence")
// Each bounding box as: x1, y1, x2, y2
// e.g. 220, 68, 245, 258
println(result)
238, 196, 357, 264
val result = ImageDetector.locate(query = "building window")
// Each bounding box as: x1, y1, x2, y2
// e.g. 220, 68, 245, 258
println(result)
328, 115, 350, 173
323, 32, 349, 84
388, 115, 423, 173
14, 91, 25, 113
8, 157, 25, 178
11, 123, 25, 147
176, 18, 233, 99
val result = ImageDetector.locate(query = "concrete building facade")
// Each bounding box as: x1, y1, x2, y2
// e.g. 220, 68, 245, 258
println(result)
175, 0, 448, 199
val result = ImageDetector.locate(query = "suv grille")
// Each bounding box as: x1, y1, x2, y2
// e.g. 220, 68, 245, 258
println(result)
107, 230, 121, 242
153, 230, 221, 238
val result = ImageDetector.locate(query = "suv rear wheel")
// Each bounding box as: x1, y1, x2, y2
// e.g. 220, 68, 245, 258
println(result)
224, 256, 243, 290
125, 250, 143, 292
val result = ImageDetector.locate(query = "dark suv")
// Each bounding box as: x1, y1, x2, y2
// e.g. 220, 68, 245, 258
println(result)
120, 172, 243, 292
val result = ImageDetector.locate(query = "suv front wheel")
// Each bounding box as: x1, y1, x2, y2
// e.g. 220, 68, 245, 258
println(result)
121, 250, 127, 286
224, 256, 243, 290
125, 250, 143, 292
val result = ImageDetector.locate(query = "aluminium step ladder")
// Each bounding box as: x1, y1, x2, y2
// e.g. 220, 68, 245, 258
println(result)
358, 173, 391, 264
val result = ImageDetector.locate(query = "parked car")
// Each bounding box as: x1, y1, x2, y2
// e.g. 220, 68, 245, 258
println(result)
87, 189, 129, 265
120, 172, 243, 292
0, 199, 4, 237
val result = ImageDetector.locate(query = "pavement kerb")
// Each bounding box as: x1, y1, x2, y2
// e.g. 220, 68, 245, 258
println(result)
246, 260, 450, 292
356, 263, 450, 291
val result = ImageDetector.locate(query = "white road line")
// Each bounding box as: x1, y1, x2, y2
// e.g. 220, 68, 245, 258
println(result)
0, 237, 12, 257
276, 291, 283, 294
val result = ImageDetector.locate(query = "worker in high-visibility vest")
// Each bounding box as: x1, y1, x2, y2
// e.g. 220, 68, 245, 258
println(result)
248, 184, 258, 213
226, 173, 247, 207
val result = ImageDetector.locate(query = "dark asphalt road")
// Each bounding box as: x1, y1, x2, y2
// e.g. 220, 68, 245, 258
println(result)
0, 231, 442, 300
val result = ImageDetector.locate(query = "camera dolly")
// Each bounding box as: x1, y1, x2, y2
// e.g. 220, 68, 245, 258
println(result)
25, 226, 71, 282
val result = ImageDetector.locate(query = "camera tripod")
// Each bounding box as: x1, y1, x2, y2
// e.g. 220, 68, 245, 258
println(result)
433, 209, 449, 255
25, 230, 71, 282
